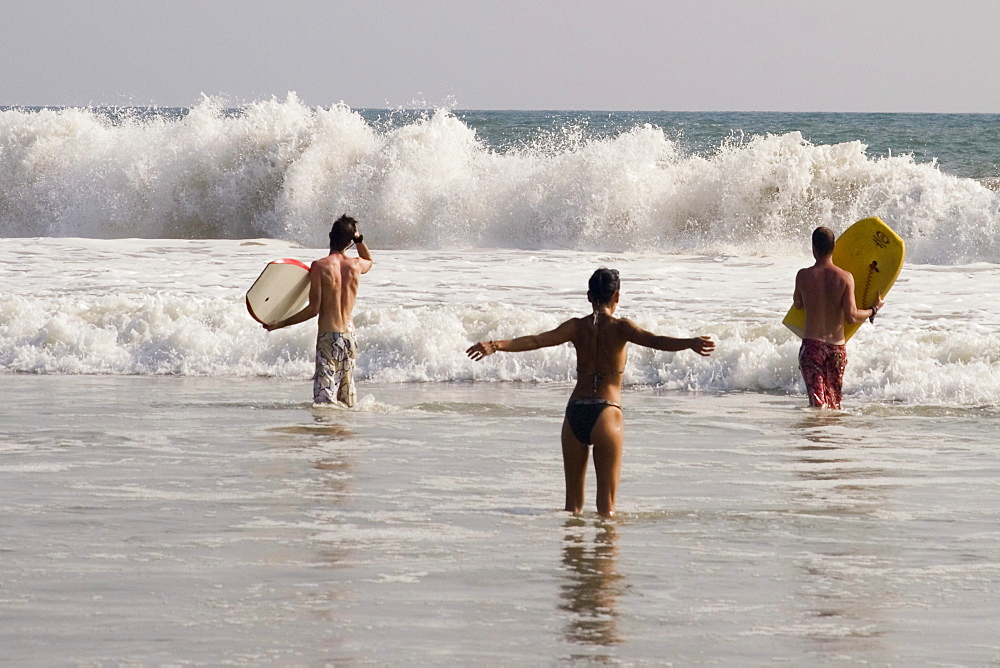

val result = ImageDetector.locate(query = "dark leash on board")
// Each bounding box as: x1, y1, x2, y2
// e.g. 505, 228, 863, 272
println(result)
863, 260, 880, 323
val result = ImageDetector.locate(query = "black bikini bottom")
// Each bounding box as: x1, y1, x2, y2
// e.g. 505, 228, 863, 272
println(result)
565, 399, 622, 445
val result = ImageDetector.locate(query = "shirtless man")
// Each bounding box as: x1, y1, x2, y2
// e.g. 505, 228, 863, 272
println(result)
793, 226, 883, 409
264, 215, 373, 407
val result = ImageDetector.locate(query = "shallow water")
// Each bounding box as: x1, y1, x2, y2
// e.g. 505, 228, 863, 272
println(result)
2, 375, 999, 664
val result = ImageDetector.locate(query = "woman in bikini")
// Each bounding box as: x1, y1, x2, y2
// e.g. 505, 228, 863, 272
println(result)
466, 268, 714, 517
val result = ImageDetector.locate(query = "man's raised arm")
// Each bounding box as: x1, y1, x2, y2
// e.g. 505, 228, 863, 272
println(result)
354, 235, 373, 273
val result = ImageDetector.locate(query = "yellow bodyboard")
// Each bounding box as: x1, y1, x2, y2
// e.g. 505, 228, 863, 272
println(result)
783, 217, 905, 341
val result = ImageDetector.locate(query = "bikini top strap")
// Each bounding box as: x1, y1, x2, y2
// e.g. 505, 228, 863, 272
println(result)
578, 310, 626, 394
592, 309, 600, 393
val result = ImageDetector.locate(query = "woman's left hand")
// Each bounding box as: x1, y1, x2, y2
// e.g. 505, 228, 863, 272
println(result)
690, 336, 715, 356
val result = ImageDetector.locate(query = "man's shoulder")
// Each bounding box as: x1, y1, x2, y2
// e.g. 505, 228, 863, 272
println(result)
311, 254, 349, 276
313, 253, 358, 268
801, 263, 849, 282
832, 264, 853, 281
816, 263, 853, 289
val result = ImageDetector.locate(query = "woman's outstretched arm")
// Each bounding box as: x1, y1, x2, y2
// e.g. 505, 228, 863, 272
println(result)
623, 319, 715, 356
466, 319, 577, 361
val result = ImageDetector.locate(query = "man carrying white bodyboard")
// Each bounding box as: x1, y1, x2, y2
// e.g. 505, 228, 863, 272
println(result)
264, 215, 373, 407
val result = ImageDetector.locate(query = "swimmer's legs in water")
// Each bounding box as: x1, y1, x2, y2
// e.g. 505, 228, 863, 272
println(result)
560, 407, 624, 517
561, 419, 588, 515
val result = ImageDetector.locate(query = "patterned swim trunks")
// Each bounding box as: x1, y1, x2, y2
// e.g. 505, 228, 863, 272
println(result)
314, 331, 357, 407
798, 338, 848, 409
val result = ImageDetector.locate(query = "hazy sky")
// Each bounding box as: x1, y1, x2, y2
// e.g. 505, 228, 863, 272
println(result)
3, 0, 999, 112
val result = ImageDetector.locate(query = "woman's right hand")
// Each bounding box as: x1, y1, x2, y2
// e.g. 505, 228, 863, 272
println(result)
466, 341, 497, 361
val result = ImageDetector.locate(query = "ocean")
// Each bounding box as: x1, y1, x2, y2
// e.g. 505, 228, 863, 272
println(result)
2, 98, 1000, 664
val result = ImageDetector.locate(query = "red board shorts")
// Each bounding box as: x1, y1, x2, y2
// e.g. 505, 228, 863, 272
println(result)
798, 338, 847, 409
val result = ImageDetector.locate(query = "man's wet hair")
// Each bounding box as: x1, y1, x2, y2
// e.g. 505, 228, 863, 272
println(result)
812, 226, 836, 257
329, 215, 358, 251
588, 267, 620, 306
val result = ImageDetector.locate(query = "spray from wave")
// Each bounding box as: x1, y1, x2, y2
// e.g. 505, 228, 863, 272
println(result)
2, 94, 997, 263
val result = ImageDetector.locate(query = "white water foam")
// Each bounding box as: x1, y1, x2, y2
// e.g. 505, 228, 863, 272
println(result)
2, 239, 998, 406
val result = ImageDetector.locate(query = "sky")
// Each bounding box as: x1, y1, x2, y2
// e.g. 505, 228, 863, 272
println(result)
3, 0, 999, 112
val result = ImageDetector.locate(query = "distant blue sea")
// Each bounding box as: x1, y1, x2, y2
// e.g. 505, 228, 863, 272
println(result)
420, 110, 1000, 182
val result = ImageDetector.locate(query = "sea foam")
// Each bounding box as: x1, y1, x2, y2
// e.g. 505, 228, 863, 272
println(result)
2, 96, 998, 263
2, 240, 998, 407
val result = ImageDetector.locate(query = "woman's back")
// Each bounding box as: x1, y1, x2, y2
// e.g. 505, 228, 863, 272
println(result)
570, 312, 630, 404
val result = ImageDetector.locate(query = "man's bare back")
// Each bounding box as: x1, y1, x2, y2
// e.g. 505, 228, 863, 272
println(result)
793, 244, 882, 345
309, 252, 371, 334
263, 239, 372, 334
793, 261, 856, 345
